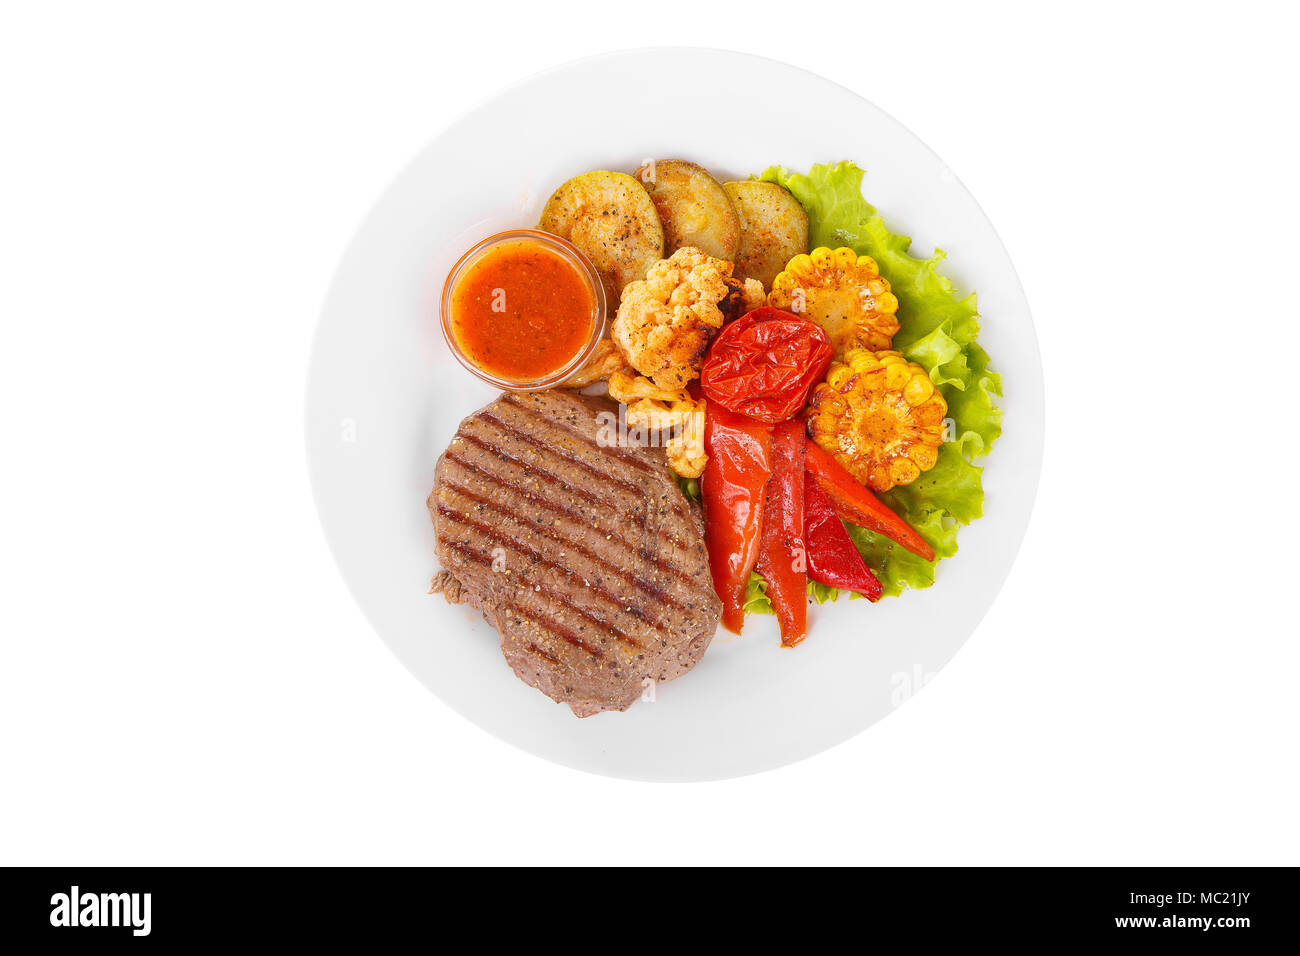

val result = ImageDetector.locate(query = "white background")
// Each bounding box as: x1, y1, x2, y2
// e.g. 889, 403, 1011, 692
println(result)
2, 2, 1297, 865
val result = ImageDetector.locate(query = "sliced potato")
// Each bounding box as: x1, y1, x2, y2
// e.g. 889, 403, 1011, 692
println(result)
633, 159, 741, 261
538, 171, 664, 305
723, 180, 810, 290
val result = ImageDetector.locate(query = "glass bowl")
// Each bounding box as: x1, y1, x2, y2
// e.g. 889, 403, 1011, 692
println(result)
440, 229, 607, 390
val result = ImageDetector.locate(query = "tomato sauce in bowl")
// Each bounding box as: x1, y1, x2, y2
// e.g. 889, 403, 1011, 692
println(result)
441, 230, 606, 389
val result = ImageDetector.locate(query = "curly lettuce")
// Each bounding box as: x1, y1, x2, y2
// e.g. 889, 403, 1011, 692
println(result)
744, 572, 844, 616
751, 161, 1002, 599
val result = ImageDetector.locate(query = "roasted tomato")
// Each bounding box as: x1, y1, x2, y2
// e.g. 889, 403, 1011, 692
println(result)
699, 307, 833, 423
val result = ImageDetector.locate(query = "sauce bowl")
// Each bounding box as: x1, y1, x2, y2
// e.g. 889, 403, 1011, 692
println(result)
440, 229, 607, 390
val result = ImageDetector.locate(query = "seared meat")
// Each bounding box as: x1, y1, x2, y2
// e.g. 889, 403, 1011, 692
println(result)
428, 390, 721, 716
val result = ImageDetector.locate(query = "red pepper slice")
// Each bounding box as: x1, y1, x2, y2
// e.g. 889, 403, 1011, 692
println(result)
754, 420, 807, 646
804, 441, 936, 562
804, 476, 883, 602
701, 402, 774, 633
700, 308, 834, 423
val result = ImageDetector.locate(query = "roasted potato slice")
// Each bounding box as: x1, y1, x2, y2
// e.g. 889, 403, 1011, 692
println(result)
538, 171, 664, 304
634, 159, 741, 261
723, 180, 810, 289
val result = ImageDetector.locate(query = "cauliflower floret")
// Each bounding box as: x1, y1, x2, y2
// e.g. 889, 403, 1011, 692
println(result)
721, 276, 766, 322
612, 247, 742, 391
625, 395, 708, 478
607, 369, 689, 405
560, 338, 625, 389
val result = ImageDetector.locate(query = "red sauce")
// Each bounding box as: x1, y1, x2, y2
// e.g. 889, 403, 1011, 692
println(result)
448, 238, 596, 382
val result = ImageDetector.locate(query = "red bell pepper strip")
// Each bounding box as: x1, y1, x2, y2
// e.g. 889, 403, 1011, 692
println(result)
755, 420, 807, 646
701, 402, 774, 633
804, 476, 883, 602
804, 441, 936, 562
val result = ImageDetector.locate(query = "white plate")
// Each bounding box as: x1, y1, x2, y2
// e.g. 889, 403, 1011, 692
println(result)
306, 49, 1044, 781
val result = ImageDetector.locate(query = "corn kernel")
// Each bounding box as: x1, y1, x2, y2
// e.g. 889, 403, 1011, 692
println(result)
903, 374, 935, 405
908, 444, 938, 469
884, 364, 912, 390
783, 254, 811, 277
913, 401, 946, 427
890, 457, 920, 485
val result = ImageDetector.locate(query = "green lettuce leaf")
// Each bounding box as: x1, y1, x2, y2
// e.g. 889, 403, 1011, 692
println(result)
744, 573, 844, 615
807, 579, 841, 605
743, 573, 772, 615
758, 161, 1003, 597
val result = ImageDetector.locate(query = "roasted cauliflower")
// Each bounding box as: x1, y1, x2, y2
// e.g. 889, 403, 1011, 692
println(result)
625, 395, 708, 478
607, 368, 689, 405
769, 247, 901, 357
612, 246, 762, 392
807, 348, 947, 492
719, 273, 767, 323
608, 370, 706, 476
559, 338, 626, 389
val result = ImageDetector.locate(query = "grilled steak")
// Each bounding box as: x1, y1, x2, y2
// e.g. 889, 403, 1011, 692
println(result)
428, 390, 721, 716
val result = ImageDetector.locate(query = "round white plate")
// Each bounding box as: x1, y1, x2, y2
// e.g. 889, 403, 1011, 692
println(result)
306, 48, 1043, 781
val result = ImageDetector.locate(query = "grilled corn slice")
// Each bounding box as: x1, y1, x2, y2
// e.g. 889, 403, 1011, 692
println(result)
807, 348, 947, 492
768, 247, 901, 356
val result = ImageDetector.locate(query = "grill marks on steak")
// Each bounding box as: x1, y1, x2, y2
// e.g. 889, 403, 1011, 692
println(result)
436, 481, 676, 634
430, 391, 721, 716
